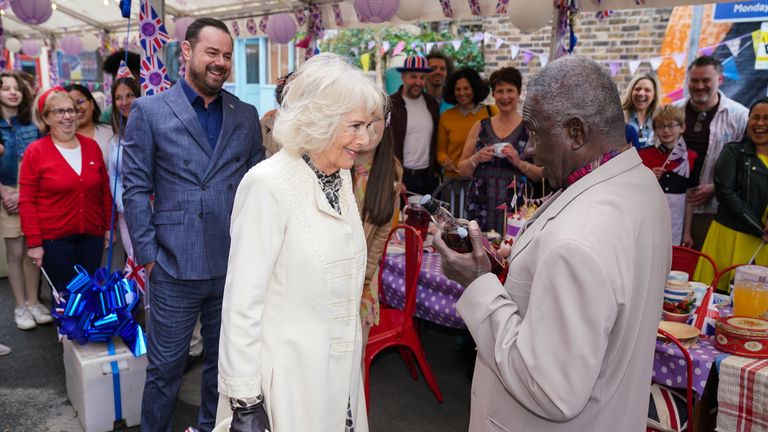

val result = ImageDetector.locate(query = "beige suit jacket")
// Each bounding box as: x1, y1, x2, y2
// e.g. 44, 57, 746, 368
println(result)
456, 148, 671, 432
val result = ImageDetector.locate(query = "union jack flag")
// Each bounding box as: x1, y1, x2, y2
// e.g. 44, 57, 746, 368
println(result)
139, 0, 170, 57
140, 55, 171, 95
664, 138, 691, 179
124, 255, 146, 297
691, 290, 721, 336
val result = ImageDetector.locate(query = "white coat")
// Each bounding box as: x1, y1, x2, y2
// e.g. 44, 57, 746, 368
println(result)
215, 150, 369, 432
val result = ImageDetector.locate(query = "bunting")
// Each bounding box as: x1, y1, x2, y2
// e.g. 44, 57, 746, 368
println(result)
139, 0, 170, 57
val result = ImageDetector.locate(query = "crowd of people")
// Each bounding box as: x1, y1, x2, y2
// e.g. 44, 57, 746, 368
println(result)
0, 13, 764, 432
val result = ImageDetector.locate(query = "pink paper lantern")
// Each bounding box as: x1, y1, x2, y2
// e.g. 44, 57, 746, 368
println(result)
60, 34, 83, 56
21, 40, 40, 57
174, 17, 195, 42
266, 13, 297, 45
11, 0, 53, 25
353, 0, 400, 23
0, 0, 10, 10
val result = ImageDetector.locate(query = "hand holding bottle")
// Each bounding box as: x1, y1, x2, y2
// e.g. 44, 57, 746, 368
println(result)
431, 220, 492, 287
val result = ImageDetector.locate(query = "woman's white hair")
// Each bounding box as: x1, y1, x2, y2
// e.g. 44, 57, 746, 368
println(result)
272, 53, 387, 155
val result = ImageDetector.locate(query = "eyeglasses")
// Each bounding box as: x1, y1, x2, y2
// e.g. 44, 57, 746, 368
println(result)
693, 111, 707, 133
50, 108, 77, 118
655, 123, 681, 131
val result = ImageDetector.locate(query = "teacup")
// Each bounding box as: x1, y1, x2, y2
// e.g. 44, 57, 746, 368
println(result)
494, 142, 511, 158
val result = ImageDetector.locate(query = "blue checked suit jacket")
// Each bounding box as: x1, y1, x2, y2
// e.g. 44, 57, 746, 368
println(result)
122, 83, 264, 280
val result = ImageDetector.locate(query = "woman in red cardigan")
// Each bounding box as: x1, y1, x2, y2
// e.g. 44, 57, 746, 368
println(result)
19, 88, 112, 298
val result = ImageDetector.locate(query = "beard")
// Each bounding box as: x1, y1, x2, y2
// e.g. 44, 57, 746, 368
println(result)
187, 61, 229, 96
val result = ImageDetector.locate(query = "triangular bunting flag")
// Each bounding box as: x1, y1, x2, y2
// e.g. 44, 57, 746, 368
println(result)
539, 53, 549, 67
523, 51, 534, 65
609, 61, 620, 77
725, 38, 741, 57
495, 38, 504, 49
649, 57, 663, 71
666, 87, 684, 102
722, 56, 740, 81
382, 40, 391, 52
628, 60, 641, 75
426, 42, 435, 53
509, 45, 519, 59
452, 40, 462, 51
392, 40, 405, 57
673, 53, 687, 68
699, 46, 714, 56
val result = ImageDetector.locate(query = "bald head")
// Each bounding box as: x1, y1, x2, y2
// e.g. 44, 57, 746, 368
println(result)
522, 56, 627, 189
527, 56, 625, 147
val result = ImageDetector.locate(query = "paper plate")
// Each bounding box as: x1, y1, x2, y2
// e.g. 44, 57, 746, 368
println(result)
658, 321, 699, 340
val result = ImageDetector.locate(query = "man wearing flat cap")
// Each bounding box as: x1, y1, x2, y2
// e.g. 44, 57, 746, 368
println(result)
389, 54, 441, 195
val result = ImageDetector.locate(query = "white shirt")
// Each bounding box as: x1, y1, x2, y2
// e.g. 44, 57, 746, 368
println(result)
402, 95, 433, 170
55, 144, 82, 175
93, 123, 115, 168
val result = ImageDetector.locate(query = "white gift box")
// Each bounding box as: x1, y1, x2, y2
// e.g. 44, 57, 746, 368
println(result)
63, 337, 148, 432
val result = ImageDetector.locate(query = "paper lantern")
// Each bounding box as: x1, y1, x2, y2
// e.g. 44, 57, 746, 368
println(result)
60, 35, 83, 56
0, 0, 10, 10
164, 17, 176, 40
21, 40, 41, 57
174, 17, 195, 42
266, 13, 297, 45
354, 0, 400, 23
396, 0, 424, 21
5, 37, 20, 53
11, 0, 53, 25
508, 0, 552, 34
82, 33, 100, 51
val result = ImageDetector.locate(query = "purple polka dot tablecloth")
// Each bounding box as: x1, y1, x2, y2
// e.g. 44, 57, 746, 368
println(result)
653, 337, 721, 397
380, 252, 467, 329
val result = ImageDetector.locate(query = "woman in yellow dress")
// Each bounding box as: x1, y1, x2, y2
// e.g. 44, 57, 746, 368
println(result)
696, 99, 768, 290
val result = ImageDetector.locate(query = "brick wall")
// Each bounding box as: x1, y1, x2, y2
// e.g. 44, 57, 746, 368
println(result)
482, 7, 673, 98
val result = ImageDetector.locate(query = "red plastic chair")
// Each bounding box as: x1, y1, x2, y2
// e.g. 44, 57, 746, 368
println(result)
692, 263, 744, 330
365, 225, 443, 406
671, 246, 718, 285
648, 329, 694, 431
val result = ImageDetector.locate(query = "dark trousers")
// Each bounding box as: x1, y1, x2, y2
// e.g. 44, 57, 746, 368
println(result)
403, 168, 439, 196
141, 263, 224, 432
42, 234, 104, 299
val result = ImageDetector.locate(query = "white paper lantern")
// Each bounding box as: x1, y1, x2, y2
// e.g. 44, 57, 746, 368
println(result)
396, 0, 423, 21
82, 33, 101, 51
508, 0, 553, 34
174, 17, 195, 42
5, 37, 21, 53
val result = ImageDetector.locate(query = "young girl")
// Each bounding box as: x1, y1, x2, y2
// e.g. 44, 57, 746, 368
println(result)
0, 71, 47, 330
639, 105, 698, 246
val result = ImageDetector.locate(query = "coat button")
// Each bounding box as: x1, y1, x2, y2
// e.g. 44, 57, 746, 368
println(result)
201, 185, 207, 191
228, 184, 233, 190
183, 160, 190, 167
198, 212, 203, 219
235, 157, 241, 162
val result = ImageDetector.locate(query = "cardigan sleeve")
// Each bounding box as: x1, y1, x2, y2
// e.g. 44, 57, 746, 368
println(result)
18, 141, 43, 247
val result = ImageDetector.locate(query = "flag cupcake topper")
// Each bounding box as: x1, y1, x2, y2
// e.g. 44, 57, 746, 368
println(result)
139, 0, 170, 57
116, 60, 133, 80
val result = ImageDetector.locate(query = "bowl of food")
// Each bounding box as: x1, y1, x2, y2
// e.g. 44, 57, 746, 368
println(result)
662, 294, 696, 323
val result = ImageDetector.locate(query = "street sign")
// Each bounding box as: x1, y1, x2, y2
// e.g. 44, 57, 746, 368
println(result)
714, 1, 768, 23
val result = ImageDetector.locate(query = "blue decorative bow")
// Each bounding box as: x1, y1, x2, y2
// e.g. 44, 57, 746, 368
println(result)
53, 266, 147, 357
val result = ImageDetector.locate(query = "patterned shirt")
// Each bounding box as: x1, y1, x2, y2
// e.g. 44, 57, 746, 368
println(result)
303, 154, 342, 214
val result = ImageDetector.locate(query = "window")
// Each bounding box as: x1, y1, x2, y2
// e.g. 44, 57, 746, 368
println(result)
268, 40, 292, 84
245, 40, 260, 84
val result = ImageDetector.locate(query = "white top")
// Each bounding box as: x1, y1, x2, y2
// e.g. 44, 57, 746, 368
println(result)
93, 123, 115, 167
402, 95, 433, 170
55, 144, 82, 175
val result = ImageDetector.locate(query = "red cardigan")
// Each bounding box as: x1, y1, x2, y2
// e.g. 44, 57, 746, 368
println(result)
19, 134, 112, 248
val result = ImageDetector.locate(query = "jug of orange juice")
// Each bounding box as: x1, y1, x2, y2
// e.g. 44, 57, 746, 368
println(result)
733, 265, 768, 318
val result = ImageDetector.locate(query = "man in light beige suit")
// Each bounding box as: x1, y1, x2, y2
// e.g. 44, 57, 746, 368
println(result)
433, 56, 671, 432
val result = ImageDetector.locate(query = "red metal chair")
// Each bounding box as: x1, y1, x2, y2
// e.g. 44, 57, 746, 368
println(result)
648, 329, 694, 432
692, 263, 744, 330
365, 225, 443, 406
671, 246, 718, 285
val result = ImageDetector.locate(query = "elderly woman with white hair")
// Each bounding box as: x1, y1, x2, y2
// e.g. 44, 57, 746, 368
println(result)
215, 53, 386, 432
